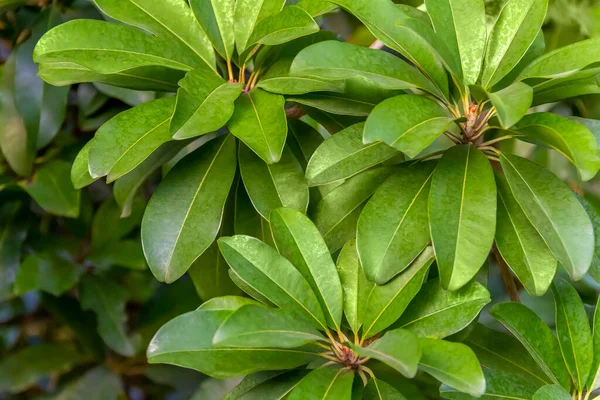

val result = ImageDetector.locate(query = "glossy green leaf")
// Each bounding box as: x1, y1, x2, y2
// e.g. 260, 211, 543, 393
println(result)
296, 0, 337, 17
576, 194, 600, 285
429, 145, 496, 291
514, 113, 600, 181
238, 144, 308, 219
490, 302, 571, 389
287, 366, 354, 400
395, 278, 490, 339
425, 0, 486, 85
218, 235, 327, 328
72, 140, 97, 189
14, 253, 81, 297
363, 378, 407, 400
93, 0, 216, 71
257, 64, 344, 95
247, 6, 319, 48
352, 329, 420, 378
190, 0, 235, 61
188, 243, 239, 301
234, 0, 284, 54
34, 20, 198, 73
487, 82, 533, 128
587, 295, 600, 391
289, 94, 375, 117
225, 370, 308, 399
49, 366, 123, 400
551, 279, 593, 391
233, 179, 275, 246
229, 89, 287, 164
361, 247, 434, 338
228, 270, 276, 307
500, 154, 594, 281
494, 30, 546, 90
270, 207, 343, 330
171, 66, 243, 139
20, 160, 80, 218
142, 134, 237, 283
313, 167, 395, 253
89, 97, 176, 182
364, 95, 453, 158
419, 338, 485, 397
291, 40, 440, 96
336, 239, 374, 334
532, 384, 572, 400
80, 275, 136, 357
357, 162, 435, 284
495, 173, 556, 296
481, 0, 549, 87
148, 308, 316, 378
213, 305, 322, 348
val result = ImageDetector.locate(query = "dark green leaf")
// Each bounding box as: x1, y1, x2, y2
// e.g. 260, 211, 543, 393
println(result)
190, 0, 235, 61
49, 366, 123, 400
287, 366, 354, 400
225, 370, 308, 399
588, 295, 600, 391
0, 202, 27, 301
14, 253, 81, 296
532, 384, 572, 400
363, 378, 407, 400
288, 94, 375, 117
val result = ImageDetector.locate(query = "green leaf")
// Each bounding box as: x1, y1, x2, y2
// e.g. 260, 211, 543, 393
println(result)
20, 160, 81, 218
577, 194, 600, 285
287, 366, 354, 400
305, 123, 397, 187
363, 378, 407, 400
0, 344, 83, 393
532, 384, 572, 400
551, 279, 593, 391
419, 338, 485, 397
213, 304, 322, 348
233, 179, 275, 246
290, 40, 440, 96
364, 95, 453, 158
189, 243, 239, 301
336, 239, 374, 334
289, 94, 375, 117
487, 82, 533, 128
429, 145, 496, 291
313, 167, 395, 253
490, 302, 571, 389
234, 0, 284, 54
0, 203, 27, 301
270, 207, 343, 330
257, 76, 345, 95
521, 37, 600, 80
361, 247, 434, 339
500, 154, 594, 281
247, 6, 319, 48
218, 235, 327, 328
495, 173, 557, 296
34, 20, 198, 73
171, 66, 243, 139
88, 240, 147, 270
229, 89, 287, 164
239, 144, 308, 219
224, 370, 308, 399
357, 162, 435, 284
80, 275, 137, 357
72, 140, 97, 189
588, 295, 600, 391
148, 308, 316, 378
296, 0, 337, 17
425, 0, 486, 85
89, 97, 176, 182
480, 0, 548, 87
514, 113, 600, 181
287, 119, 325, 170
395, 278, 490, 339
14, 253, 81, 296
352, 329, 420, 378
91, 198, 143, 249
190, 0, 235, 61
93, 0, 216, 71
494, 30, 545, 90
49, 366, 123, 400
142, 134, 237, 283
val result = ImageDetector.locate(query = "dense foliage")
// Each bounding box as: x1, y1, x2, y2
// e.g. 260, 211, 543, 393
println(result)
2, 0, 600, 399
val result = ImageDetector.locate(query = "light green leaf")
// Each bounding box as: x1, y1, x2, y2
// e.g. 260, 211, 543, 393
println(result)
364, 94, 453, 158
257, 76, 345, 95
239, 144, 308, 219
89, 97, 176, 182
514, 113, 600, 181
14, 253, 81, 296
141, 134, 237, 283
551, 279, 593, 391
287, 366, 354, 400
270, 207, 343, 330
218, 235, 327, 328
247, 6, 319, 48
305, 122, 398, 186
429, 145, 496, 291
395, 278, 490, 339
495, 173, 557, 296
147, 309, 316, 378
357, 162, 435, 285
494, 30, 545, 90
425, 0, 486, 85
490, 302, 571, 389
171, 66, 243, 139
481, 0, 549, 88
229, 89, 287, 164
362, 247, 434, 339
532, 384, 572, 400
487, 82, 533, 128
500, 154, 594, 281
234, 0, 284, 54
588, 295, 600, 391
419, 338, 485, 397
71, 140, 98, 189
93, 0, 216, 71
190, 0, 235, 61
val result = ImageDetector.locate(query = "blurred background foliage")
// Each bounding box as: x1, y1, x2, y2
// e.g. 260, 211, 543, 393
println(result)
0, 0, 599, 399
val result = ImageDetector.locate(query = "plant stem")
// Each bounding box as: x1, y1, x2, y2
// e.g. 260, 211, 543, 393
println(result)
478, 146, 501, 155
239, 64, 246, 83
479, 135, 513, 147
226, 59, 234, 82
444, 131, 462, 144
